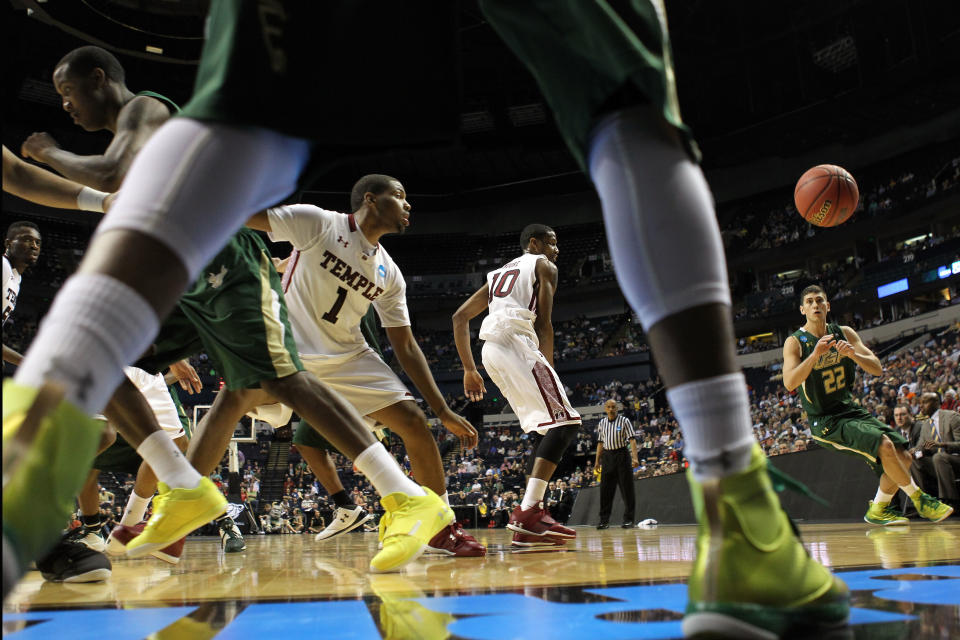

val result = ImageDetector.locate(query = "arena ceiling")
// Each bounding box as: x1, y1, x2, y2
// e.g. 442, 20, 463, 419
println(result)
4, 0, 959, 210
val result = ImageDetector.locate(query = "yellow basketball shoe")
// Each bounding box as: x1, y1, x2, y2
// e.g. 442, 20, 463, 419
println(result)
125, 478, 226, 558
369, 487, 453, 573
864, 501, 909, 526
369, 573, 455, 640
683, 445, 850, 639
910, 489, 954, 523
3, 380, 103, 570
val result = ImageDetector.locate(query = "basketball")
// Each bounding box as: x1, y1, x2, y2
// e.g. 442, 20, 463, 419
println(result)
793, 164, 859, 227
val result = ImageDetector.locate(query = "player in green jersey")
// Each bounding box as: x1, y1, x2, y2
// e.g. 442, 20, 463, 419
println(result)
783, 284, 953, 525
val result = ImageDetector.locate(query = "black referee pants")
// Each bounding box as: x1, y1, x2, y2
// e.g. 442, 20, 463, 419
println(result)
599, 448, 636, 524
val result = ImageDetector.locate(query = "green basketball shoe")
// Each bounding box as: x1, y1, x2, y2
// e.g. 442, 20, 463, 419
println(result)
682, 444, 850, 639
910, 490, 954, 523
864, 501, 909, 526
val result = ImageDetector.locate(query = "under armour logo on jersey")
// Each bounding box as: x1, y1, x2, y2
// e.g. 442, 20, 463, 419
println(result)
337, 235, 349, 248
207, 265, 228, 289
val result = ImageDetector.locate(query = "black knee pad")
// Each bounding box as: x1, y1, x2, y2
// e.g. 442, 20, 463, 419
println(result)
535, 423, 580, 465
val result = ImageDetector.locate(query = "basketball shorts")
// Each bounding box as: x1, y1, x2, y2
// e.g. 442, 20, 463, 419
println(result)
179, 0, 458, 149
137, 229, 303, 390
93, 368, 186, 473
810, 406, 908, 477
123, 367, 186, 440
481, 334, 581, 435
248, 349, 411, 432
479, 0, 699, 170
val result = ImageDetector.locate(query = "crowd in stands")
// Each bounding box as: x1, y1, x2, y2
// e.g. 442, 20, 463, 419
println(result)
721, 152, 959, 255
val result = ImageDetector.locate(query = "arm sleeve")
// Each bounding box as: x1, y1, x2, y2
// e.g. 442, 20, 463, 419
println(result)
2, 257, 11, 291
625, 418, 637, 439
266, 204, 331, 250
372, 266, 411, 328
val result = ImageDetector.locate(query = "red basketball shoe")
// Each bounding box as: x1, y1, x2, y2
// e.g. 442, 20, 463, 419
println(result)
507, 503, 576, 539
107, 523, 184, 564
510, 531, 566, 548
106, 523, 144, 556
426, 521, 486, 557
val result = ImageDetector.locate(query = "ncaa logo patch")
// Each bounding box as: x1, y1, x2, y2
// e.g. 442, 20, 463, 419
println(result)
378, 265, 387, 279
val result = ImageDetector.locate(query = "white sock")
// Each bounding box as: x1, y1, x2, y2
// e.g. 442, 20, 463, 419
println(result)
874, 488, 895, 505
667, 373, 755, 481
521, 478, 548, 510
14, 274, 159, 413
121, 492, 152, 525
354, 443, 425, 498
136, 431, 202, 490
899, 481, 920, 496
440, 492, 451, 507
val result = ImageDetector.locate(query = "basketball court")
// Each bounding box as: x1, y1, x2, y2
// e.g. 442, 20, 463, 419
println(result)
4, 522, 958, 639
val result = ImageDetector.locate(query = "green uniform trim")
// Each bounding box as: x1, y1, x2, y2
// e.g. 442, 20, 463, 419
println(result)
135, 90, 180, 115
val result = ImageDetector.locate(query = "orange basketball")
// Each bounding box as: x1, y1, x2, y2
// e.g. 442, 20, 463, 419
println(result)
793, 164, 859, 227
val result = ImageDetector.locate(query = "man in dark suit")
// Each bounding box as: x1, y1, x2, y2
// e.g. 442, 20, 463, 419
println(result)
911, 393, 960, 512
894, 404, 922, 516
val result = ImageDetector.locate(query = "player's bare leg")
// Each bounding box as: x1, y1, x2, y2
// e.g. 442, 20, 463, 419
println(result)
186, 388, 273, 476
369, 401, 445, 495
298, 445, 375, 541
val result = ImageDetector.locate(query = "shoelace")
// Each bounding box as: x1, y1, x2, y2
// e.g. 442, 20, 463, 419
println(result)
883, 504, 904, 518
917, 492, 940, 512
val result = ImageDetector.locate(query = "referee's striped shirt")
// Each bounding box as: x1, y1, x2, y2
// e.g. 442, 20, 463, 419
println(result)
597, 414, 636, 450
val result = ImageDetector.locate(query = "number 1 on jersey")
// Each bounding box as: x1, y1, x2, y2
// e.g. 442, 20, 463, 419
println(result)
322, 286, 348, 324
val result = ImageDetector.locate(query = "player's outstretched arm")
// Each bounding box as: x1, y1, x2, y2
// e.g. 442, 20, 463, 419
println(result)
3, 344, 25, 366
533, 259, 558, 367
838, 326, 883, 376
2, 145, 107, 212
20, 95, 171, 191
782, 333, 837, 391
385, 325, 479, 449
452, 284, 490, 401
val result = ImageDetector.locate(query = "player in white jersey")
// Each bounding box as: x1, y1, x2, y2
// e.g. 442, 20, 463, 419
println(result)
453, 224, 581, 547
190, 174, 485, 557
3, 221, 41, 365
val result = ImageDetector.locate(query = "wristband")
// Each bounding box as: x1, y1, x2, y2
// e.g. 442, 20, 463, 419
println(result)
77, 186, 108, 212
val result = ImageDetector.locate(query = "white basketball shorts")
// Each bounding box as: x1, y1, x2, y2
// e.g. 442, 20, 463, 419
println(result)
481, 334, 580, 434
248, 349, 412, 429
123, 366, 186, 439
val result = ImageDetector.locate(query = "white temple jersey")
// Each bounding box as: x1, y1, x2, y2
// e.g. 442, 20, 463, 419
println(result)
479, 253, 545, 345
267, 204, 410, 362
3, 256, 22, 326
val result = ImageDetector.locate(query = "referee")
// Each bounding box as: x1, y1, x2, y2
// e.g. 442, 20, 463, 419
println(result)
595, 399, 639, 529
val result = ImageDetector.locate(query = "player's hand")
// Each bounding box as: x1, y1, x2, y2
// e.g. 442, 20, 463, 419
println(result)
168, 359, 203, 394
271, 256, 290, 273
21, 132, 59, 163
463, 369, 486, 402
812, 333, 838, 357
439, 408, 479, 450
631, 457, 639, 468
835, 339, 855, 358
